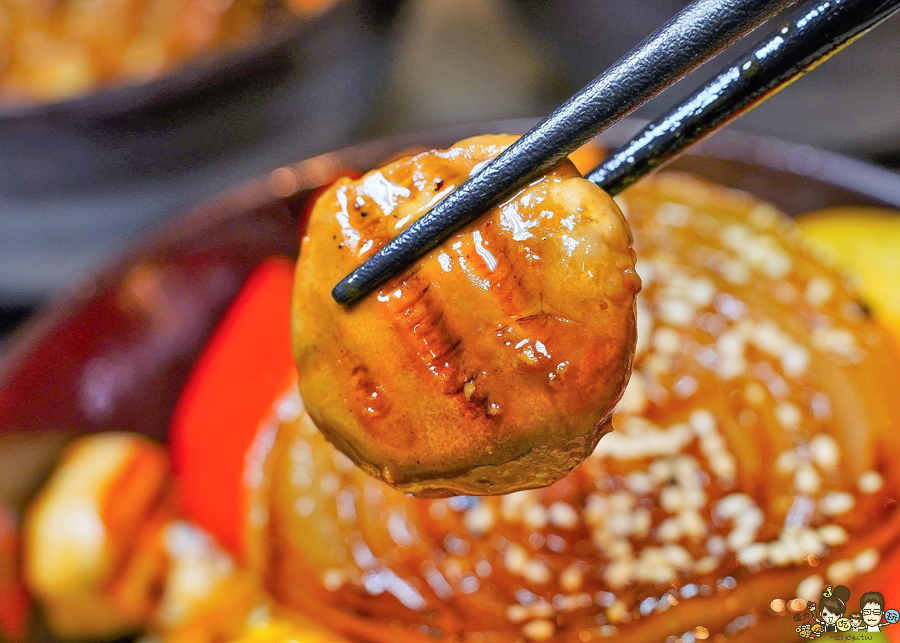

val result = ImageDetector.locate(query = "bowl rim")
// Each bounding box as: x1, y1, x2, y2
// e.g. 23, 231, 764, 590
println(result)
0, 1, 342, 125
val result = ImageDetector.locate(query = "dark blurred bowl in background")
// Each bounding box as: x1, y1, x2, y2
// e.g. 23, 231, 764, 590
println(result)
0, 0, 401, 304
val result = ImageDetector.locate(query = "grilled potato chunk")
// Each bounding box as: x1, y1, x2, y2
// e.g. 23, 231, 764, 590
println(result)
292, 134, 639, 496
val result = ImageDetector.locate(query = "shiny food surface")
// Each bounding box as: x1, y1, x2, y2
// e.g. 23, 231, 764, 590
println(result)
292, 134, 640, 496
269, 174, 900, 642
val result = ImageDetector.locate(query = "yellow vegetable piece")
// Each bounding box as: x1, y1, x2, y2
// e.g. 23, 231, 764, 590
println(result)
228, 612, 347, 643
797, 206, 900, 337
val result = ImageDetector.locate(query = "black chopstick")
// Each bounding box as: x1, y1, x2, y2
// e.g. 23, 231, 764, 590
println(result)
588, 0, 900, 196
331, 0, 796, 305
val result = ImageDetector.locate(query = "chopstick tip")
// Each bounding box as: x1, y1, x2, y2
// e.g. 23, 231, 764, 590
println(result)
332, 274, 361, 306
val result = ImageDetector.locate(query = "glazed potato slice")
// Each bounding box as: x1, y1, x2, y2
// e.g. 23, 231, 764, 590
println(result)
292, 134, 640, 496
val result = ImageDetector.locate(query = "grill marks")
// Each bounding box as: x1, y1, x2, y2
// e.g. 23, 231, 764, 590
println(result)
461, 216, 566, 376
381, 271, 496, 421
353, 167, 507, 421
348, 363, 391, 420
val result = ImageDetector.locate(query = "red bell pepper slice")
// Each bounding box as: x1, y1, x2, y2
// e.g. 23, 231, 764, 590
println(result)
0, 506, 28, 642
169, 257, 298, 559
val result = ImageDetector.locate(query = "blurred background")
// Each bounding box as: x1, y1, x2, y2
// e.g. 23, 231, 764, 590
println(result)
1, 0, 899, 346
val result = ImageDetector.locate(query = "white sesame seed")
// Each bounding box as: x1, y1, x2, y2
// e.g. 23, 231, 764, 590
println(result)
616, 374, 649, 415
706, 535, 727, 557
721, 259, 751, 285
322, 569, 345, 591
684, 485, 707, 508
767, 542, 790, 567
818, 524, 848, 546
776, 450, 796, 473
582, 494, 605, 526
522, 619, 556, 641
744, 382, 767, 405
694, 555, 719, 575
608, 512, 634, 538
626, 472, 655, 495
523, 504, 549, 530
779, 532, 806, 564
603, 560, 634, 589
716, 333, 747, 380
530, 601, 555, 619
811, 393, 832, 421
748, 204, 780, 230
761, 250, 793, 279
809, 434, 840, 470
501, 490, 532, 521
660, 487, 685, 512
607, 600, 628, 623
681, 510, 707, 539
774, 282, 798, 303
827, 559, 855, 584
673, 375, 699, 398
631, 509, 653, 537
858, 470, 884, 494
685, 278, 718, 308
594, 591, 615, 608
715, 493, 753, 518
796, 575, 823, 602
559, 564, 584, 592
776, 402, 802, 431
504, 545, 527, 575
659, 299, 696, 327
752, 321, 788, 356
805, 277, 834, 307
812, 327, 865, 364
721, 224, 749, 248
781, 344, 811, 377
635, 298, 653, 358
636, 547, 677, 584
523, 560, 551, 585
664, 543, 693, 569
654, 327, 682, 354
320, 473, 340, 495
464, 504, 496, 536
737, 543, 767, 566
854, 548, 879, 574
656, 202, 692, 227
657, 517, 682, 543
548, 502, 579, 529
609, 490, 634, 512
507, 604, 529, 623
796, 528, 824, 557
726, 528, 757, 551
689, 410, 716, 436
820, 491, 854, 516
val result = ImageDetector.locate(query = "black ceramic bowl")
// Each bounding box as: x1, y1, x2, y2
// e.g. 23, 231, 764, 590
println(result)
0, 0, 402, 303
0, 117, 899, 640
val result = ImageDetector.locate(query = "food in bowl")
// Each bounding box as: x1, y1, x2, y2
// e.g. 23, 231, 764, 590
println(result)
0, 0, 336, 104
8, 138, 900, 643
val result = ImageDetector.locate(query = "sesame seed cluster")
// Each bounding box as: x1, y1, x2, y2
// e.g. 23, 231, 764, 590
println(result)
260, 173, 900, 643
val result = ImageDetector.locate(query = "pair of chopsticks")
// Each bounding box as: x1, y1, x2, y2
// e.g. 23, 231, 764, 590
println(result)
333, 0, 900, 306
